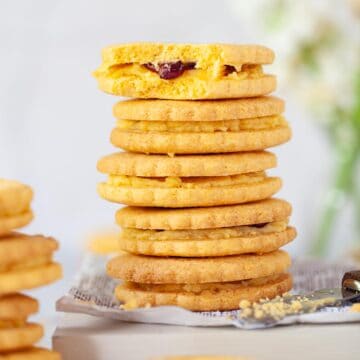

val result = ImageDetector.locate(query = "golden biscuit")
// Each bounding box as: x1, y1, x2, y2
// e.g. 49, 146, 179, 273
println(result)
116, 198, 292, 230
0, 323, 43, 352
0, 179, 33, 217
116, 273, 292, 311
0, 348, 61, 360
94, 43, 275, 99
113, 96, 284, 121
0, 263, 62, 295
119, 226, 296, 257
97, 151, 276, 177
0, 233, 58, 270
110, 125, 291, 154
0, 212, 33, 237
0, 294, 38, 320
98, 173, 281, 208
107, 250, 291, 284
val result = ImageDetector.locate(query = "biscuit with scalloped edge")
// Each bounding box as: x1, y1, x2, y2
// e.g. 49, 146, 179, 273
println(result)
119, 226, 296, 257
116, 198, 292, 230
0, 263, 62, 295
98, 176, 281, 208
116, 273, 292, 311
0, 294, 38, 320
107, 250, 290, 284
0, 323, 43, 352
97, 151, 276, 177
113, 96, 284, 121
110, 126, 291, 154
0, 348, 61, 360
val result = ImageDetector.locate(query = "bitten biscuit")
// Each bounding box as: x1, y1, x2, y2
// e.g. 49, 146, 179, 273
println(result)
0, 323, 43, 352
94, 43, 276, 99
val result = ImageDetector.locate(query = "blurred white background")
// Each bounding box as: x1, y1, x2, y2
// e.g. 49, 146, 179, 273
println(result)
0, 0, 358, 342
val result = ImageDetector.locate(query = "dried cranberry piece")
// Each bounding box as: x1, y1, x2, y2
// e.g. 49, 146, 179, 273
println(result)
143, 61, 196, 80
224, 65, 237, 76
253, 223, 268, 228
157, 61, 185, 80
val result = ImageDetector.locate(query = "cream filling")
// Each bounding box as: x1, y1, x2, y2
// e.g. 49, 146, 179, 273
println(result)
121, 221, 288, 242
125, 274, 285, 294
107, 172, 266, 189
99, 63, 264, 81
116, 115, 286, 133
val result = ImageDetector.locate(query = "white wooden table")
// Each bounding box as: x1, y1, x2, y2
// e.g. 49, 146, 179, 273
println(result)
53, 313, 360, 360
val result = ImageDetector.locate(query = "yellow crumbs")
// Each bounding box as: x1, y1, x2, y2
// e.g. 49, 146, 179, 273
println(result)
239, 295, 337, 321
116, 116, 286, 133
107, 172, 266, 189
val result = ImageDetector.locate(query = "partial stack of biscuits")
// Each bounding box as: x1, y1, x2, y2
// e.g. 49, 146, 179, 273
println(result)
0, 179, 62, 358
94, 43, 296, 311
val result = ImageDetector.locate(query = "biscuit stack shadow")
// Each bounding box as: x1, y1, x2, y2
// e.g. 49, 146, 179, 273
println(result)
94, 43, 296, 311
0, 179, 62, 358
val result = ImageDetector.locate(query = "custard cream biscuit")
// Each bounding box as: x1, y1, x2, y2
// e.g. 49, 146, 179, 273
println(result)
94, 43, 276, 99
107, 250, 291, 284
116, 198, 292, 230
111, 96, 290, 154
0, 263, 62, 295
117, 196, 295, 257
0, 294, 38, 321
0, 233, 58, 271
0, 179, 33, 235
97, 151, 277, 178
116, 273, 292, 311
113, 96, 284, 121
0, 323, 43, 352
0, 348, 61, 360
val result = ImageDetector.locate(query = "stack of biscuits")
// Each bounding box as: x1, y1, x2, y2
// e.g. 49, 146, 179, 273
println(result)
0, 179, 61, 359
94, 43, 296, 311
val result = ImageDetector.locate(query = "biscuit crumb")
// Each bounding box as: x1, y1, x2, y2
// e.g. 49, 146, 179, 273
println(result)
120, 299, 139, 310
239, 295, 337, 321
239, 300, 251, 309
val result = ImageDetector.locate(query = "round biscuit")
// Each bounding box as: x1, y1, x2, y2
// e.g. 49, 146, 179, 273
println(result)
0, 348, 61, 360
0, 263, 62, 295
110, 126, 291, 154
0, 233, 58, 269
0, 323, 43, 352
0, 211, 33, 236
113, 96, 284, 121
97, 75, 276, 100
115, 273, 292, 311
119, 226, 296, 257
98, 176, 281, 208
0, 179, 33, 217
97, 151, 276, 177
0, 294, 38, 320
116, 198, 292, 230
107, 250, 291, 284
